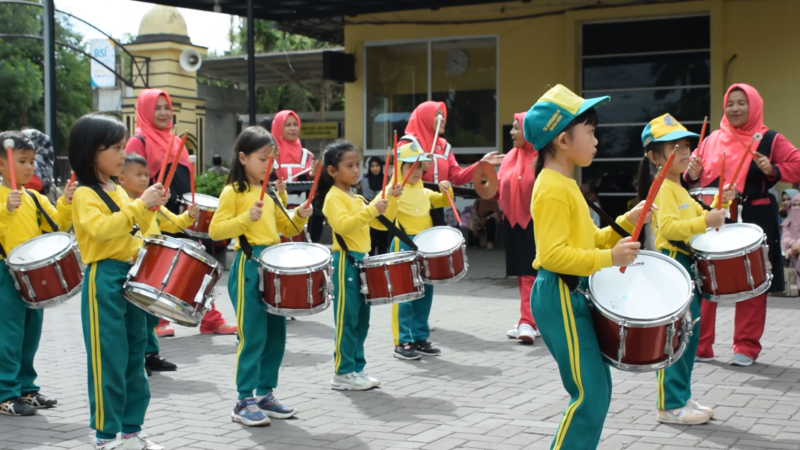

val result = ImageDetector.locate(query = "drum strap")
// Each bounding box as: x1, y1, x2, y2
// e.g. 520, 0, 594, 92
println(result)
25, 191, 59, 232
0, 243, 5, 259
689, 198, 735, 224
239, 234, 255, 260
265, 188, 307, 242
88, 185, 140, 236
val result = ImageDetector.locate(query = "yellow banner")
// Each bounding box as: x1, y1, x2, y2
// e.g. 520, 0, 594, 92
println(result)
300, 122, 339, 139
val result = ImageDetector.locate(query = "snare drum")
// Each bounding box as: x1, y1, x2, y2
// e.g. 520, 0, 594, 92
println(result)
689, 223, 771, 303
258, 243, 332, 316
359, 252, 424, 306
279, 225, 310, 244
689, 187, 740, 222
587, 251, 694, 372
6, 232, 84, 309
413, 226, 468, 285
178, 193, 218, 239
124, 235, 221, 326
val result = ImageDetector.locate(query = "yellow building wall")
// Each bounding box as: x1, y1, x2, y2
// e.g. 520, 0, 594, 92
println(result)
344, 0, 800, 164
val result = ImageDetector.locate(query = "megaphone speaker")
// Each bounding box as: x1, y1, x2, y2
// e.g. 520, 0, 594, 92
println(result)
179, 48, 202, 72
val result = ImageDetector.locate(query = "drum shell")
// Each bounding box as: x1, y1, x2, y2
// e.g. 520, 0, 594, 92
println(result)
360, 254, 423, 305
178, 194, 217, 239
131, 244, 216, 309
10, 247, 83, 308
279, 225, 310, 244
690, 189, 740, 222
260, 270, 329, 315
417, 249, 466, 284
694, 243, 769, 301
591, 310, 687, 368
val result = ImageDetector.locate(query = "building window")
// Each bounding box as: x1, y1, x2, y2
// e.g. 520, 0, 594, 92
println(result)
364, 37, 497, 156
581, 15, 710, 218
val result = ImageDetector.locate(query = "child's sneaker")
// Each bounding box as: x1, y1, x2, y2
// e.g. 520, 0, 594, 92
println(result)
122, 432, 163, 450
256, 393, 296, 419
330, 372, 373, 391
688, 399, 714, 418
355, 370, 380, 388
145, 354, 177, 372
394, 343, 421, 360
413, 340, 441, 356
0, 397, 36, 416
656, 406, 710, 425
95, 438, 123, 449
231, 398, 271, 426
20, 392, 57, 409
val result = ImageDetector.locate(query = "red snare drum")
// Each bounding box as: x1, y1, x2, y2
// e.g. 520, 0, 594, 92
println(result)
413, 226, 468, 284
124, 235, 222, 326
279, 225, 310, 244
689, 223, 771, 303
359, 252, 424, 306
689, 187, 740, 222
587, 251, 694, 372
258, 243, 332, 316
6, 232, 84, 308
179, 192, 218, 239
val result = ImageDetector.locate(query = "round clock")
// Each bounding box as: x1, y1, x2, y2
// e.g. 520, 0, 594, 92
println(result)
446, 49, 469, 76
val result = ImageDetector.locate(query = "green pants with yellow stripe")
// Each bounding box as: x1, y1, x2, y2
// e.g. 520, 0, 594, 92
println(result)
0, 260, 43, 403
81, 260, 150, 438
229, 248, 286, 401
145, 313, 160, 355
656, 249, 701, 411
532, 268, 611, 450
390, 237, 433, 346
332, 251, 370, 375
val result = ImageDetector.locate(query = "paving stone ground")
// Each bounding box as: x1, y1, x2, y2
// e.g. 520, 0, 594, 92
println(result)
2, 248, 800, 449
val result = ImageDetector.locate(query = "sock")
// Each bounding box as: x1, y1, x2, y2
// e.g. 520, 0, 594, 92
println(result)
255, 394, 270, 402
122, 432, 137, 439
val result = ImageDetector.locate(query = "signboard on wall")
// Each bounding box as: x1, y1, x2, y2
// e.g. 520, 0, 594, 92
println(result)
300, 122, 339, 139
90, 39, 116, 88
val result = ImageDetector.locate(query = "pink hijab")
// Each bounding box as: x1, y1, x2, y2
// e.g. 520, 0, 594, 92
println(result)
701, 84, 770, 191
498, 113, 537, 227
403, 101, 448, 155
133, 89, 189, 177
271, 110, 303, 163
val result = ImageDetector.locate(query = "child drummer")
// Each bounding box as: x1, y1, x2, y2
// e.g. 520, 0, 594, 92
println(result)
0, 131, 76, 416
118, 153, 199, 376
637, 114, 735, 424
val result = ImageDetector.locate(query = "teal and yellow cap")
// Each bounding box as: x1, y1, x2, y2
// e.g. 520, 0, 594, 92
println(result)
641, 113, 699, 148
523, 84, 609, 151
397, 142, 431, 163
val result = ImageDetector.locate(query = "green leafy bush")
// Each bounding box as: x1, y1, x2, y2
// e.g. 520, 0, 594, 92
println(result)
195, 171, 227, 198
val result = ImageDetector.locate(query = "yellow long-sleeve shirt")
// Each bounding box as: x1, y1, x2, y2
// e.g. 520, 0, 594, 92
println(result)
371, 182, 451, 236
653, 178, 725, 255
142, 206, 197, 237
0, 186, 73, 260
323, 186, 399, 253
72, 184, 155, 265
532, 169, 635, 276
208, 184, 308, 249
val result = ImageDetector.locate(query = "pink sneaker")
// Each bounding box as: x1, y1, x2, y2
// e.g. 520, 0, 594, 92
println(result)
201, 323, 238, 335
155, 323, 175, 338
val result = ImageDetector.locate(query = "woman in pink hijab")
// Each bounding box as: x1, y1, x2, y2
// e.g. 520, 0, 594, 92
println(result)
781, 192, 800, 278
497, 113, 539, 344
685, 84, 800, 366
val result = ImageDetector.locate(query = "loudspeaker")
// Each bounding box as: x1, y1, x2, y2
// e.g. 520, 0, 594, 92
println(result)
322, 51, 355, 83
179, 48, 203, 72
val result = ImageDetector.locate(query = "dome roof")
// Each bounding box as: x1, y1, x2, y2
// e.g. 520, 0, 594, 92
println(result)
135, 5, 191, 44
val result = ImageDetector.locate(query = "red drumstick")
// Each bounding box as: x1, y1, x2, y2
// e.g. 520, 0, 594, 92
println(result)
163, 134, 187, 191
381, 147, 391, 199
303, 160, 323, 208
188, 155, 196, 204
729, 136, 759, 186
156, 135, 175, 184
444, 189, 461, 225
393, 130, 398, 183
716, 152, 726, 231
68, 172, 76, 187
3, 139, 16, 189
696, 116, 708, 152
401, 153, 424, 189
259, 155, 275, 201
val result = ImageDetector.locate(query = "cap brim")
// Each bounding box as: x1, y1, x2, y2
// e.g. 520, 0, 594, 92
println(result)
653, 130, 700, 142
577, 96, 610, 115
399, 155, 431, 163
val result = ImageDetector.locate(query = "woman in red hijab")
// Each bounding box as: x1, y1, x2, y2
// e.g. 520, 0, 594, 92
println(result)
125, 89, 237, 338
497, 113, 539, 344
685, 83, 800, 366
271, 111, 315, 182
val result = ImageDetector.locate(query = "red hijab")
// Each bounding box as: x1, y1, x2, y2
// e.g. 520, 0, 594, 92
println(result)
702, 83, 770, 191
403, 101, 448, 154
134, 89, 188, 177
271, 110, 304, 163
498, 113, 537, 227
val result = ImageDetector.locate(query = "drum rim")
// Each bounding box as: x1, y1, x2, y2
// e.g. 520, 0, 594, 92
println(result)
265, 296, 332, 317
601, 312, 692, 373
689, 187, 741, 199
19, 283, 81, 309
413, 226, 465, 256
587, 250, 694, 327
179, 192, 219, 211
6, 232, 79, 270
364, 287, 425, 305
258, 242, 332, 274
689, 223, 765, 257
143, 235, 222, 274
123, 281, 207, 327
359, 251, 418, 268
703, 274, 772, 303
421, 263, 469, 285
181, 228, 211, 239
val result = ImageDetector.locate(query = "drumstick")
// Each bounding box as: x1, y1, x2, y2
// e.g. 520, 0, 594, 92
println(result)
303, 160, 323, 208
3, 139, 16, 189
621, 147, 677, 273
381, 147, 391, 199
276, 137, 284, 182
444, 189, 461, 225
401, 153, 423, 189
393, 130, 398, 184
716, 152, 725, 231
162, 134, 187, 191
68, 172, 76, 187
259, 155, 275, 201
696, 116, 708, 152
188, 155, 196, 204
730, 135, 761, 184
156, 134, 175, 184
286, 166, 312, 182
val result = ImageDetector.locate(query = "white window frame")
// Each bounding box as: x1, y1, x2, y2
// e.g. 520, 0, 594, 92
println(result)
362, 35, 499, 157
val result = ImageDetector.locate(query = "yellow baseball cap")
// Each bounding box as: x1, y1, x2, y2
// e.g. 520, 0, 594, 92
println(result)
397, 142, 431, 163
641, 113, 699, 148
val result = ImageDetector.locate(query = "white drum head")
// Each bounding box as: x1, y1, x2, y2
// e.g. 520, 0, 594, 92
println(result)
589, 251, 691, 321
259, 243, 329, 270
9, 233, 73, 266
413, 226, 463, 255
182, 192, 218, 209
689, 224, 762, 253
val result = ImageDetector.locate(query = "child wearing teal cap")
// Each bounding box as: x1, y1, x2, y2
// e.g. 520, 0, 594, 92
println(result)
637, 113, 735, 425
525, 85, 651, 449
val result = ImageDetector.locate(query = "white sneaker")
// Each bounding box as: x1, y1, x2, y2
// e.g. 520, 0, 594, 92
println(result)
331, 372, 373, 391
695, 355, 714, 362
731, 353, 754, 367
122, 433, 164, 450
506, 326, 519, 339
355, 371, 380, 388
688, 399, 714, 418
518, 324, 536, 344
657, 406, 710, 425
95, 439, 124, 450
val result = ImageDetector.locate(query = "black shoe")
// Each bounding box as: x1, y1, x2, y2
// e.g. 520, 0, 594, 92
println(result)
414, 340, 441, 356
145, 354, 177, 372
146, 366, 152, 377
20, 392, 57, 409
393, 343, 421, 360
0, 397, 37, 416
